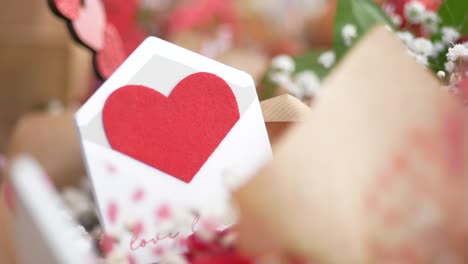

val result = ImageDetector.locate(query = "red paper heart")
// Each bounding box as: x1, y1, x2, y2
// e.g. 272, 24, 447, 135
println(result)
102, 72, 240, 183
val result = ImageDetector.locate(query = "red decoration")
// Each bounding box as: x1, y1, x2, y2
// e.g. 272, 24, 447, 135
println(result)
184, 228, 253, 264
165, 0, 239, 36
50, 0, 81, 20
102, 0, 146, 55
102, 72, 240, 183
95, 25, 127, 79
49, 0, 240, 81
48, 0, 146, 80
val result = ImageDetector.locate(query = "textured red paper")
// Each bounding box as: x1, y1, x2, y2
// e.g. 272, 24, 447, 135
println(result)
103, 0, 146, 55
49, 0, 146, 80
102, 72, 240, 183
51, 0, 81, 20
95, 25, 127, 79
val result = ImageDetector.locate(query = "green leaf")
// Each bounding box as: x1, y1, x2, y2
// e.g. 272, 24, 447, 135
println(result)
260, 71, 279, 100
294, 50, 330, 79
334, 0, 393, 60
438, 0, 468, 35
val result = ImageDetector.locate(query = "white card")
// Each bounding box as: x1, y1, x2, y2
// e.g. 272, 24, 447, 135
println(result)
75, 37, 271, 262
11, 156, 96, 264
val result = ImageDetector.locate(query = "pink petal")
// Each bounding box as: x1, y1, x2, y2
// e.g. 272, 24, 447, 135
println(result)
132, 221, 145, 238
107, 201, 119, 224
132, 188, 145, 202
155, 204, 172, 220
153, 246, 165, 256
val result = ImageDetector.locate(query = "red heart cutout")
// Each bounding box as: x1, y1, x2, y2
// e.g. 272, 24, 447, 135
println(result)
102, 72, 240, 183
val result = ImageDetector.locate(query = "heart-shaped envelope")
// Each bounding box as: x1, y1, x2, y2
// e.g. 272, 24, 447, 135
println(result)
75, 37, 271, 263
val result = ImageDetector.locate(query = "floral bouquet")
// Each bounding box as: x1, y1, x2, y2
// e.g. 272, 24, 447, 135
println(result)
3, 0, 468, 264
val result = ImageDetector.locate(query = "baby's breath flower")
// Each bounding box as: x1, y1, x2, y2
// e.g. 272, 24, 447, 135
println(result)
437, 71, 446, 79
432, 41, 445, 57
342, 24, 358, 46
445, 61, 456, 73
270, 72, 300, 96
382, 2, 396, 14
271, 55, 295, 73
441, 27, 461, 44
415, 54, 429, 65
270, 72, 290, 85
446, 44, 468, 62
397, 31, 415, 46
392, 14, 403, 27
449, 72, 462, 86
295, 70, 321, 97
408, 50, 428, 66
404, 1, 426, 24
411, 38, 434, 57
318, 51, 336, 69
422, 11, 440, 33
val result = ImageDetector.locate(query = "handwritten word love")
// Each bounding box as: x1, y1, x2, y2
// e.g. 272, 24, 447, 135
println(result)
130, 215, 200, 251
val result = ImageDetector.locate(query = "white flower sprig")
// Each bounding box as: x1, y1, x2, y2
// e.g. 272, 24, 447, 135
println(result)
342, 24, 358, 46
445, 61, 456, 73
441, 26, 461, 44
422, 11, 440, 33
271, 55, 295, 73
394, 1, 466, 81
411, 38, 434, 57
295, 70, 321, 98
437, 71, 446, 79
318, 51, 336, 69
404, 1, 426, 24
445, 43, 468, 87
446, 44, 468, 62
269, 55, 322, 101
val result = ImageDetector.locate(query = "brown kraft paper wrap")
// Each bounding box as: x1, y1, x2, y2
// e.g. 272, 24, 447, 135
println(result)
235, 25, 468, 264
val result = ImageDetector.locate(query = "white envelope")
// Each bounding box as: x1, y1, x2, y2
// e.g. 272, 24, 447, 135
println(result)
75, 37, 272, 263
11, 156, 96, 264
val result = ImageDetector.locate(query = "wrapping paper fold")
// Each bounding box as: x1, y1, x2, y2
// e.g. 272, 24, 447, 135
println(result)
261, 94, 310, 122
260, 94, 311, 144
